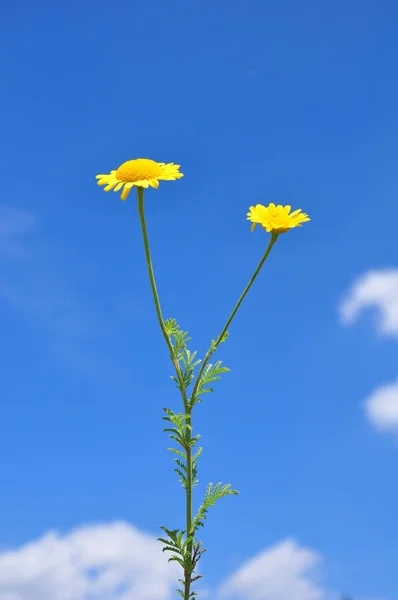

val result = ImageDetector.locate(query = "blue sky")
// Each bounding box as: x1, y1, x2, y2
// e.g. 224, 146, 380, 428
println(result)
0, 0, 397, 599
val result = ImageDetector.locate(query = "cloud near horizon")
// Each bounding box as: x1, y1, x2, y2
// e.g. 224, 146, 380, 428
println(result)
219, 538, 325, 600
0, 521, 330, 600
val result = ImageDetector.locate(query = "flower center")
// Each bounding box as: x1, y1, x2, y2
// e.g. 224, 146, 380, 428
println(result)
115, 159, 163, 183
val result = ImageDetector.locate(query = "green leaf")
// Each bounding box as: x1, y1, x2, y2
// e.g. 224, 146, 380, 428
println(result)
174, 467, 187, 486
168, 556, 185, 567
220, 331, 229, 344
163, 319, 204, 391
157, 537, 176, 547
192, 482, 239, 531
162, 409, 191, 431
164, 318, 179, 336
192, 447, 203, 462
191, 361, 230, 404
190, 434, 201, 448
163, 318, 191, 360
174, 458, 187, 472
162, 545, 181, 555
180, 349, 202, 388
163, 427, 182, 436
168, 447, 186, 459
191, 447, 202, 487
159, 526, 182, 541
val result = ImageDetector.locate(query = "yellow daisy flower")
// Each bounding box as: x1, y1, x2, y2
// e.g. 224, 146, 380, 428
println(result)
96, 158, 183, 200
247, 203, 310, 234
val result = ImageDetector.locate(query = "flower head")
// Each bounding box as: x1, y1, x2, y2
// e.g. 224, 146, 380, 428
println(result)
96, 158, 183, 200
247, 203, 310, 234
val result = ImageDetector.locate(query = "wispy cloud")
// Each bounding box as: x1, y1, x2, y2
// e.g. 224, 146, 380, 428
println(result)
339, 268, 398, 438
0, 205, 36, 259
339, 269, 398, 337
364, 380, 398, 435
0, 205, 89, 357
0, 204, 111, 375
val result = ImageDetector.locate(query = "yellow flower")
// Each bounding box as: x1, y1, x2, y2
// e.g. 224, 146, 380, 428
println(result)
96, 158, 183, 200
247, 203, 310, 234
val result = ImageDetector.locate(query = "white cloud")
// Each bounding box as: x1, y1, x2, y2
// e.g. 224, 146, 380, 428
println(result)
364, 380, 398, 434
218, 538, 326, 600
0, 522, 179, 600
339, 269, 398, 438
0, 525, 331, 600
0, 525, 388, 600
339, 269, 398, 336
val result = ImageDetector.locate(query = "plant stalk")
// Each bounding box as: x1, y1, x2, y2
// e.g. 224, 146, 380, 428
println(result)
136, 187, 193, 598
184, 407, 193, 600
137, 188, 188, 409
190, 233, 279, 403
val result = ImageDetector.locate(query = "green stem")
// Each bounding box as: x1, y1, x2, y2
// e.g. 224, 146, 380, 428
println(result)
190, 233, 279, 404
137, 187, 193, 597
184, 408, 193, 600
185, 233, 278, 595
137, 187, 188, 410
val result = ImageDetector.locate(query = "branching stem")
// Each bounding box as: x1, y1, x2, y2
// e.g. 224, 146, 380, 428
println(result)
138, 187, 278, 600
190, 233, 278, 404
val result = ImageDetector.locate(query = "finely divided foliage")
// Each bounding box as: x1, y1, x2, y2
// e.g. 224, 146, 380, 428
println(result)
160, 319, 237, 597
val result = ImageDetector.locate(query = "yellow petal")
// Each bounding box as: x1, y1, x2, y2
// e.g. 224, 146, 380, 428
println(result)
104, 182, 117, 191
120, 185, 131, 200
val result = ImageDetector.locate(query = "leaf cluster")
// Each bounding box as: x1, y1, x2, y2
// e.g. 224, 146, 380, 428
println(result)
158, 526, 205, 598
160, 319, 236, 597
164, 318, 229, 404
191, 361, 230, 406
163, 408, 201, 488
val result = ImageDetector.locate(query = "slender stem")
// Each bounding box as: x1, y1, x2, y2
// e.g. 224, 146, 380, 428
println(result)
136, 187, 193, 597
185, 233, 278, 596
184, 407, 193, 600
137, 187, 188, 410
190, 233, 279, 403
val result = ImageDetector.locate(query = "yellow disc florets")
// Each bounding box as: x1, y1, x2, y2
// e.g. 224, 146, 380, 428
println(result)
115, 159, 163, 183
